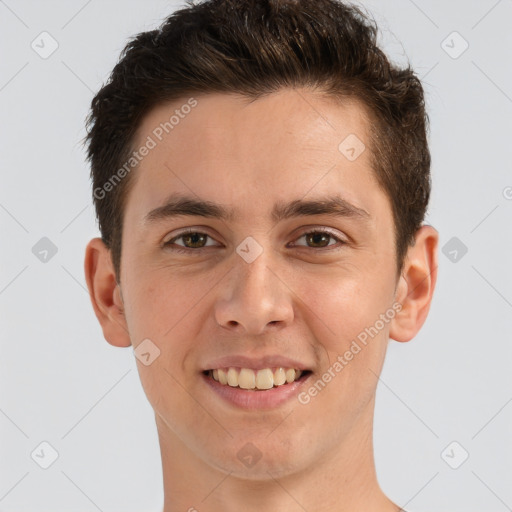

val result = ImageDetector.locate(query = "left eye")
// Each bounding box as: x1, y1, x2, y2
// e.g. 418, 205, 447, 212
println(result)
290, 230, 344, 249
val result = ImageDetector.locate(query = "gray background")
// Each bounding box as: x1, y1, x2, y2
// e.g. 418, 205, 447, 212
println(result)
1, 0, 511, 510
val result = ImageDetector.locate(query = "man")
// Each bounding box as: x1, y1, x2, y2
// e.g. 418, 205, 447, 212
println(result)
84, 0, 438, 510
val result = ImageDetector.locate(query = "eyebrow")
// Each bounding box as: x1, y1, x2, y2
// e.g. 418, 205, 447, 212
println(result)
144, 193, 370, 225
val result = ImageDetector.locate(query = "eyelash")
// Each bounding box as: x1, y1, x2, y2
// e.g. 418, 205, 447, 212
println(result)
163, 227, 347, 254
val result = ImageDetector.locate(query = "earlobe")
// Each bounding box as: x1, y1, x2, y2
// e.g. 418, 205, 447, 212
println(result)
389, 225, 439, 343
84, 237, 132, 348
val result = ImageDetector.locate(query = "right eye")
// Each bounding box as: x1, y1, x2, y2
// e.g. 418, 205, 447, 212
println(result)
163, 229, 221, 253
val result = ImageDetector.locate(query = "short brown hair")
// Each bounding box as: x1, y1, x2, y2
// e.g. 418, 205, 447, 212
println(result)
84, 0, 431, 282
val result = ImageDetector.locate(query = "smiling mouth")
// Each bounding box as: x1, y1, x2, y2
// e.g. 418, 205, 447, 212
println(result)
203, 367, 312, 390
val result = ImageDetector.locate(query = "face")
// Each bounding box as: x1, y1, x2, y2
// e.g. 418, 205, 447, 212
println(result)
99, 89, 419, 478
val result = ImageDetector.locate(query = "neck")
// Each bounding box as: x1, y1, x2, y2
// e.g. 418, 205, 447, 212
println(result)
156, 402, 401, 512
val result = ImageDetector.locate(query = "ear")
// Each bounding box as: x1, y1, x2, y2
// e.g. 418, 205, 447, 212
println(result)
84, 237, 131, 347
389, 225, 439, 343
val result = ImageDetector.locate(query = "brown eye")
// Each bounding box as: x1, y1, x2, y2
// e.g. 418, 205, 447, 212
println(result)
180, 232, 208, 248
163, 230, 219, 252
292, 229, 345, 250
304, 232, 332, 248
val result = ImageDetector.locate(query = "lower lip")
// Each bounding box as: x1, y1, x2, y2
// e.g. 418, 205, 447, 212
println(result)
201, 371, 312, 410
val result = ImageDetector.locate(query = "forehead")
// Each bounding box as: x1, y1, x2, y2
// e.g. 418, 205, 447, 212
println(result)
125, 88, 386, 226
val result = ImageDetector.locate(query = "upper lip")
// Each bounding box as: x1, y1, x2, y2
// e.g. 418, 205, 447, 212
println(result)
202, 354, 312, 372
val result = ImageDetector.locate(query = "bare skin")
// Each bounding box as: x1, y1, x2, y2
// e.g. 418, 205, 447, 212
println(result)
85, 88, 438, 512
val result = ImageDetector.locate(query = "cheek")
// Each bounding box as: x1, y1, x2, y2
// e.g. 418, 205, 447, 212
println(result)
121, 272, 196, 395
123, 269, 206, 339
302, 269, 391, 349
298, 268, 393, 399
122, 273, 204, 418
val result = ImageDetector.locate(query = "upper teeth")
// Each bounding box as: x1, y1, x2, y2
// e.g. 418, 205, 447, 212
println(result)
210, 367, 303, 390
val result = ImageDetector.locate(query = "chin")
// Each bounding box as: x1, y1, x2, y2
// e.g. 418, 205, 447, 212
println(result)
206, 437, 311, 481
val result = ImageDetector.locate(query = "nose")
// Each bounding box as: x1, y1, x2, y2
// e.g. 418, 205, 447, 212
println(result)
214, 249, 294, 335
